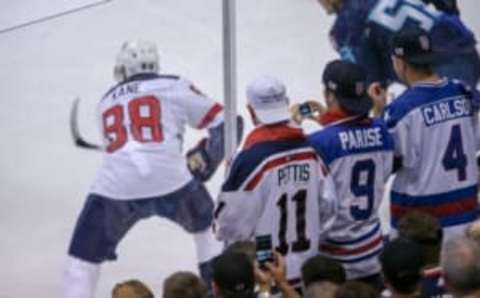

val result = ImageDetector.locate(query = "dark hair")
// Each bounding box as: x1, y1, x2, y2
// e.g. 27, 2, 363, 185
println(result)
163, 271, 207, 298
225, 241, 256, 263
334, 281, 380, 298
398, 211, 442, 266
301, 255, 346, 287
112, 279, 154, 298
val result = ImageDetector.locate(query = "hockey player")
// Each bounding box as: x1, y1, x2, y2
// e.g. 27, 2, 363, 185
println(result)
214, 76, 337, 291
317, 0, 479, 88
62, 40, 242, 298
369, 28, 479, 241
302, 60, 394, 288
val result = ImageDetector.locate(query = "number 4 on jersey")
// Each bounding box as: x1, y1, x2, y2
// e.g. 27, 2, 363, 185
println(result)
442, 124, 467, 181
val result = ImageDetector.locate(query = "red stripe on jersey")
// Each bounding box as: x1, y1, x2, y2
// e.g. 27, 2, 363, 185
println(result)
319, 235, 383, 256
244, 152, 317, 191
198, 103, 223, 129
391, 196, 477, 219
243, 124, 305, 150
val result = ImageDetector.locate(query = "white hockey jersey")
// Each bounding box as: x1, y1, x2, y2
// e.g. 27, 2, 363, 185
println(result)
385, 79, 479, 239
91, 74, 223, 199
306, 110, 394, 279
215, 123, 337, 287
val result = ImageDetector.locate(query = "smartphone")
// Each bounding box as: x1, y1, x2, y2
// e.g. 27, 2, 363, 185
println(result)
255, 235, 274, 267
298, 103, 314, 117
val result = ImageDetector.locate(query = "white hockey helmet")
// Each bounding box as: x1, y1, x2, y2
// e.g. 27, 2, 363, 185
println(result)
114, 40, 160, 82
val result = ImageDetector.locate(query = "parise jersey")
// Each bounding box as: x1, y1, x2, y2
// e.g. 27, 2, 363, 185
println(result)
385, 79, 479, 238
306, 113, 394, 279
91, 73, 223, 199
215, 123, 337, 286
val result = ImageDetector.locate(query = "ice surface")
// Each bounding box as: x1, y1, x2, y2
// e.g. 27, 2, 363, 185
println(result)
0, 0, 478, 297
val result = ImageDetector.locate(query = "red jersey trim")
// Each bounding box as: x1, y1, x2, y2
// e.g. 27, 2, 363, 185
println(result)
391, 196, 477, 219
198, 103, 223, 129
243, 124, 305, 150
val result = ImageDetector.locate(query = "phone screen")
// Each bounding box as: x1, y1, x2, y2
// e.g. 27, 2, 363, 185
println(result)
255, 235, 274, 266
299, 103, 313, 117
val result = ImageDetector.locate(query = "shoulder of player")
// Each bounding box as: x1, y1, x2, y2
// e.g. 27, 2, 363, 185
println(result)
223, 134, 315, 192
384, 87, 431, 128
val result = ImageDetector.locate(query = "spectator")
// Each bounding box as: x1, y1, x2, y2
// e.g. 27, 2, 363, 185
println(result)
212, 252, 255, 298
304, 281, 338, 298
441, 236, 480, 297
465, 219, 480, 242
225, 241, 256, 263
301, 255, 346, 288
254, 251, 301, 298
112, 279, 154, 298
379, 238, 425, 298
398, 212, 446, 297
163, 271, 207, 298
334, 281, 380, 298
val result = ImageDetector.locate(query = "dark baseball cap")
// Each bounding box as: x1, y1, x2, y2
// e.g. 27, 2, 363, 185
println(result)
323, 60, 373, 115
391, 27, 440, 65
380, 238, 425, 294
212, 253, 255, 298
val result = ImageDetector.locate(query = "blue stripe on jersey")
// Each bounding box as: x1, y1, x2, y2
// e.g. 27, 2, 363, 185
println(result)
384, 80, 475, 129
307, 118, 394, 166
325, 223, 381, 246
337, 247, 383, 264
391, 185, 477, 207
222, 140, 311, 192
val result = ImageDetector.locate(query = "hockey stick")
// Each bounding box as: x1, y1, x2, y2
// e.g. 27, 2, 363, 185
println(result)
70, 98, 102, 151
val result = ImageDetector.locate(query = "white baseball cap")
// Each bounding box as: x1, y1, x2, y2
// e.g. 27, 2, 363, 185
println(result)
246, 76, 290, 125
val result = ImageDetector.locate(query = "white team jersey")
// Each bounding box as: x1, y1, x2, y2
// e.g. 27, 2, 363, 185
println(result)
215, 124, 337, 286
385, 79, 479, 239
90, 74, 223, 199
307, 115, 394, 279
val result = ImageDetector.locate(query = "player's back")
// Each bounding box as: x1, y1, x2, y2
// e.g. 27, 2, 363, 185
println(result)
216, 124, 335, 286
307, 117, 394, 279
92, 73, 222, 199
385, 79, 479, 238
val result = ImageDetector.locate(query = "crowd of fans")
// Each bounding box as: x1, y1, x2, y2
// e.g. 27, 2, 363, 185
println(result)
110, 216, 480, 298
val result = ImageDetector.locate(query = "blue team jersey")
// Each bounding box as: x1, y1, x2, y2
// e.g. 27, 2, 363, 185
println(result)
307, 116, 394, 279
384, 79, 480, 238
330, 0, 479, 86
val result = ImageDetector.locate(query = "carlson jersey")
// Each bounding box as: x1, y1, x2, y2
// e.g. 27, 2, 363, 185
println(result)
215, 124, 337, 287
306, 115, 394, 279
384, 79, 479, 239
330, 0, 479, 86
91, 73, 223, 199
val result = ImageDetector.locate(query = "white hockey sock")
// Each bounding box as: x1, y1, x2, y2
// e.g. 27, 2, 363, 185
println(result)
62, 256, 101, 298
193, 227, 222, 263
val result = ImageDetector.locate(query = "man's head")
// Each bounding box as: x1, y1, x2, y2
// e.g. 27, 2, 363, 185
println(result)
112, 279, 154, 298
304, 281, 338, 298
301, 255, 346, 288
398, 211, 443, 266
212, 252, 255, 298
379, 238, 424, 296
163, 271, 207, 298
390, 27, 437, 85
246, 76, 290, 126
225, 241, 256, 264
334, 281, 380, 298
114, 40, 160, 82
441, 236, 480, 296
322, 60, 372, 115
317, 0, 343, 15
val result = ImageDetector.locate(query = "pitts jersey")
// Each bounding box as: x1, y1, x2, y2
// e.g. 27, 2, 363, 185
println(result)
330, 0, 478, 85
384, 79, 480, 238
215, 124, 337, 286
91, 73, 223, 199
306, 114, 394, 279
